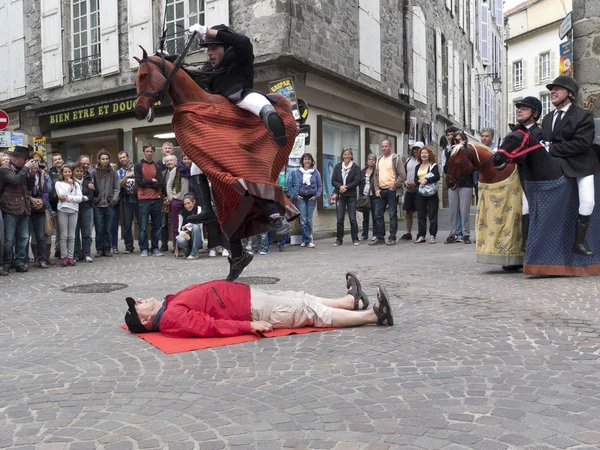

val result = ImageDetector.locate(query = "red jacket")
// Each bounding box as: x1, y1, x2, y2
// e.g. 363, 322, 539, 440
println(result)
158, 280, 252, 338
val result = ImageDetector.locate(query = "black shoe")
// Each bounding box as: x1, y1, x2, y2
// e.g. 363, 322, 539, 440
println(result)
0, 267, 8, 276
270, 215, 291, 238
260, 105, 287, 147
444, 235, 458, 244
502, 265, 523, 271
463, 235, 472, 245
573, 214, 595, 256
386, 238, 397, 246
226, 251, 254, 282
369, 239, 386, 246
400, 233, 412, 240
16, 265, 28, 273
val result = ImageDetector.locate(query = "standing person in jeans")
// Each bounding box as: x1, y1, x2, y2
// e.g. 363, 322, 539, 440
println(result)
296, 153, 323, 248
369, 140, 406, 246
48, 152, 66, 259
166, 154, 189, 248
332, 148, 361, 246
156, 142, 175, 252
92, 150, 120, 257
55, 166, 87, 267
27, 161, 51, 268
413, 147, 440, 244
359, 154, 376, 241
276, 167, 299, 251
400, 142, 423, 241
117, 151, 139, 254
73, 163, 96, 262
135, 144, 164, 257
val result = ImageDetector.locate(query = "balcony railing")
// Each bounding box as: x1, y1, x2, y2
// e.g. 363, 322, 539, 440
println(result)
69, 54, 101, 82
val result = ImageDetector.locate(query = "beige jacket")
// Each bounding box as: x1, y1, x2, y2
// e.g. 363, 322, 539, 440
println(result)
373, 153, 406, 197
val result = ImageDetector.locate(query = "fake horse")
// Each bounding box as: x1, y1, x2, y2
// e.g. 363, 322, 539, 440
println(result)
494, 129, 600, 276
446, 142, 524, 266
133, 48, 299, 241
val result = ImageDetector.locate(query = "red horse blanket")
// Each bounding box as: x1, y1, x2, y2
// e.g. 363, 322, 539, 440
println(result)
172, 94, 299, 240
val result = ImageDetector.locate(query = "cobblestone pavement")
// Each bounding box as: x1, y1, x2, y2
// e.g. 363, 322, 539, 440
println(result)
1, 225, 600, 450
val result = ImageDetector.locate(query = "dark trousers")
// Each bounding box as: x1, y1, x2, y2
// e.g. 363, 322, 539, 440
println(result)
160, 210, 169, 250
75, 207, 94, 259
0, 210, 3, 267
122, 201, 139, 251
138, 200, 162, 252
361, 194, 377, 239
30, 213, 47, 263
416, 193, 439, 238
374, 189, 398, 240
111, 202, 120, 248
336, 195, 359, 242
94, 206, 115, 252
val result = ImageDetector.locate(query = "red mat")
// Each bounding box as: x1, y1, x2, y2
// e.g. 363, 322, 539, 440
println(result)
121, 325, 335, 354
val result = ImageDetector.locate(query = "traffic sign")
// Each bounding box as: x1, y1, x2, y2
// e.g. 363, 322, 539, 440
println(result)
0, 110, 8, 131
559, 12, 572, 40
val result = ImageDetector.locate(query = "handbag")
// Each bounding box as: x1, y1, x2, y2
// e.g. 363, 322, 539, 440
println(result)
357, 195, 371, 213
44, 210, 55, 237
418, 183, 438, 197
329, 193, 337, 205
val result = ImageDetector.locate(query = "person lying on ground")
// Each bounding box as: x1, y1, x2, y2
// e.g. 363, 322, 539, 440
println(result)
124, 273, 393, 338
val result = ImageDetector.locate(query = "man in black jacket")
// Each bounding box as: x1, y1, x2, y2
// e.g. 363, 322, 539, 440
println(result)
189, 23, 287, 148
541, 76, 599, 256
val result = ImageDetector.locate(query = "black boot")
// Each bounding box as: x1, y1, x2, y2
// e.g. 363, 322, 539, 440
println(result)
187, 174, 219, 224
226, 250, 254, 282
522, 213, 529, 253
573, 214, 595, 256
259, 105, 287, 147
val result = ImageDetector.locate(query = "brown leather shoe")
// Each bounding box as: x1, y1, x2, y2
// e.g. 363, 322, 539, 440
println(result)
103, 250, 113, 257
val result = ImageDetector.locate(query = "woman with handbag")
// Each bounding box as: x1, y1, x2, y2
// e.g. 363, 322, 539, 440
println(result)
27, 161, 51, 268
332, 148, 361, 246
296, 153, 323, 248
414, 147, 440, 244
359, 154, 377, 240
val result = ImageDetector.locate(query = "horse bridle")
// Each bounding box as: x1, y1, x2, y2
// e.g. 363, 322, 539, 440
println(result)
496, 129, 544, 161
454, 144, 495, 172
136, 31, 198, 101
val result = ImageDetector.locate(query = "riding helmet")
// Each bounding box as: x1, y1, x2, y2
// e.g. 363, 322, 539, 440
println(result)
515, 96, 542, 119
199, 24, 230, 47
546, 75, 579, 98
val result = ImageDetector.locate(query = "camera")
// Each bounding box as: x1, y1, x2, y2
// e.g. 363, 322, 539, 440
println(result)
38, 162, 47, 170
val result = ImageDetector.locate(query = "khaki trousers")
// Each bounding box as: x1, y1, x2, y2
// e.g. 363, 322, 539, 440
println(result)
250, 288, 334, 328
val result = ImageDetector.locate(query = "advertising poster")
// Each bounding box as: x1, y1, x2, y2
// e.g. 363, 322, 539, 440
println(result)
33, 137, 47, 161
560, 40, 573, 76
11, 132, 24, 146
422, 122, 430, 146
408, 117, 417, 145
0, 131, 10, 148
321, 153, 339, 210
268, 78, 300, 121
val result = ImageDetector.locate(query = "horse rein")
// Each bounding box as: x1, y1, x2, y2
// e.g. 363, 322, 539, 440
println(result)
136, 31, 198, 101
496, 129, 544, 161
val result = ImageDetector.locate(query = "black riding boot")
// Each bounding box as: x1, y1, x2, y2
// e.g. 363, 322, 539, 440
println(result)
522, 213, 529, 253
187, 174, 219, 225
573, 214, 595, 256
260, 105, 287, 147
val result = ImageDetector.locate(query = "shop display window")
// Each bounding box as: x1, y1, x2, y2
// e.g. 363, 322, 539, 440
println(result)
365, 128, 397, 162
133, 128, 183, 163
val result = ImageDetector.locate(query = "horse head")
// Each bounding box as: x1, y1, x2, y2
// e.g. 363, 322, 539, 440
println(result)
493, 130, 532, 170
133, 46, 171, 123
445, 143, 474, 190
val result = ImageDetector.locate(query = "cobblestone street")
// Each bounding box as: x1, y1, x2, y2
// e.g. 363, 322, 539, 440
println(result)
1, 225, 600, 450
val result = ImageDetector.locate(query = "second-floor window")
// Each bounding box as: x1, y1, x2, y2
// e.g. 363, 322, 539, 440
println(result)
513, 60, 523, 90
165, 0, 205, 54
541, 93, 551, 117
539, 52, 551, 83
71, 0, 101, 81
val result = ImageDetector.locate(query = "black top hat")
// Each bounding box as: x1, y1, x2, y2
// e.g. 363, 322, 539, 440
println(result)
198, 24, 230, 47
8, 145, 31, 158
124, 297, 151, 333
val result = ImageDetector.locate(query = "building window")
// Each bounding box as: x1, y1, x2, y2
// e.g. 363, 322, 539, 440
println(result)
70, 0, 101, 81
513, 60, 523, 90
412, 7, 427, 104
539, 52, 551, 83
165, 0, 205, 54
540, 93, 551, 117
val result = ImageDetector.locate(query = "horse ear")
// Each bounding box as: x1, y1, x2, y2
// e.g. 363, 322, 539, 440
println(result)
139, 45, 148, 60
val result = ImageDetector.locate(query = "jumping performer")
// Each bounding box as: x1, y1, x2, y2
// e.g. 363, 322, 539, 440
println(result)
541, 76, 599, 256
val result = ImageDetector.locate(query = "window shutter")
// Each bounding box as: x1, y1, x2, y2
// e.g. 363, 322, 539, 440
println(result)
463, 62, 468, 127
436, 28, 443, 109
446, 0, 451, 11
458, 0, 463, 29
205, 0, 230, 26
41, 0, 63, 89
550, 50, 556, 78
469, 0, 475, 43
413, 7, 427, 103
508, 62, 513, 92
522, 58, 528, 88
0, 0, 8, 100
100, 0, 119, 76
496, 0, 503, 26
7, 0, 25, 98
480, 3, 489, 64
128, 0, 152, 69
534, 55, 540, 86
448, 40, 454, 116
451, 0, 455, 16
454, 50, 460, 121
470, 71, 476, 129
359, 0, 381, 81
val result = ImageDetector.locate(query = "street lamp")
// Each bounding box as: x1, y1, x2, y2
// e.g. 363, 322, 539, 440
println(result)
475, 72, 503, 94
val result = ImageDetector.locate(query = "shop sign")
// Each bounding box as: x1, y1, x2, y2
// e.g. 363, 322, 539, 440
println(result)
11, 132, 24, 146
7, 111, 20, 131
40, 96, 168, 130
